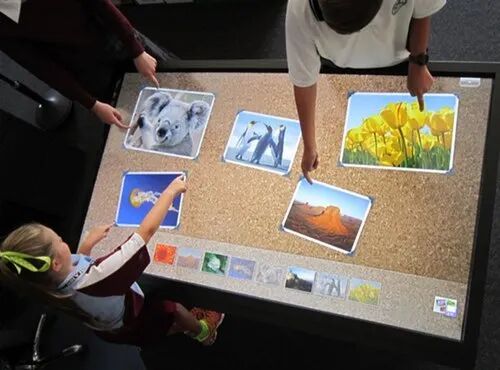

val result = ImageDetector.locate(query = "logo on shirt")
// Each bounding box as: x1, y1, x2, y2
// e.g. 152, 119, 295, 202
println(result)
392, 0, 408, 15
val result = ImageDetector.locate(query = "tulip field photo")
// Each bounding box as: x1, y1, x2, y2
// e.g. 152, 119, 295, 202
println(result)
340, 93, 459, 173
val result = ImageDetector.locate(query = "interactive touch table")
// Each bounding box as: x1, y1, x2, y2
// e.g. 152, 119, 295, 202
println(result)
80, 60, 500, 365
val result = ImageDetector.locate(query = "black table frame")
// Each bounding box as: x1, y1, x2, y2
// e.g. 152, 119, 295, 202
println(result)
113, 59, 500, 368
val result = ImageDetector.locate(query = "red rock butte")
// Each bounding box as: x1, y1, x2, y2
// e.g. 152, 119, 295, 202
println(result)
308, 206, 349, 236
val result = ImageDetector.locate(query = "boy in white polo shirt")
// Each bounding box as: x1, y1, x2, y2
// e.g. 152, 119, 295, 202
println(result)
286, 0, 446, 182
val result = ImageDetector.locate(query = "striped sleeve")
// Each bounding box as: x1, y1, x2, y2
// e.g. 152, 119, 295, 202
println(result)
77, 233, 150, 296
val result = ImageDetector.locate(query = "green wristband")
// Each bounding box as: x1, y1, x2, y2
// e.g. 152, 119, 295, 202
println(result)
194, 319, 210, 342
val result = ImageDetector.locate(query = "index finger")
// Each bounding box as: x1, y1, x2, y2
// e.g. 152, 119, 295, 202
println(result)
113, 117, 130, 129
417, 93, 425, 112
303, 170, 313, 185
115, 121, 130, 129
104, 223, 114, 231
149, 74, 160, 88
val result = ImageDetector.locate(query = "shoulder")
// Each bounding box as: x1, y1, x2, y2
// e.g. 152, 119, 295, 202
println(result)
412, 0, 446, 18
286, 0, 316, 32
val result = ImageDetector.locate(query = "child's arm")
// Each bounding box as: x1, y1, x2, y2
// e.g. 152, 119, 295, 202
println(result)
137, 175, 187, 244
407, 16, 434, 111
77, 177, 186, 295
78, 224, 114, 256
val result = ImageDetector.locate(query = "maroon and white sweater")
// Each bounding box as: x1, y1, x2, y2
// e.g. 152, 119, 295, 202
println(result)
57, 233, 149, 331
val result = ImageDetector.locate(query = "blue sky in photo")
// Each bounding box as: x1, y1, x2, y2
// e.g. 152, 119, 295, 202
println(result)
294, 178, 370, 220
227, 111, 301, 160
345, 93, 458, 133
177, 247, 204, 259
288, 266, 316, 282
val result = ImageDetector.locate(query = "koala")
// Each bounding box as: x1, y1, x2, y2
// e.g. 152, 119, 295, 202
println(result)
134, 92, 210, 157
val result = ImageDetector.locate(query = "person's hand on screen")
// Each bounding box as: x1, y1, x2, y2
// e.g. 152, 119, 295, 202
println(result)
407, 64, 434, 111
86, 223, 113, 246
134, 51, 159, 88
91, 101, 129, 129
165, 175, 187, 197
301, 148, 319, 184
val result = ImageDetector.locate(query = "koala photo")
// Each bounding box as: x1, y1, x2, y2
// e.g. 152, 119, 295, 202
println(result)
125, 88, 214, 159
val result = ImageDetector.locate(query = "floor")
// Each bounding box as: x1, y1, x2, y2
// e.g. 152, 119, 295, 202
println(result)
0, 1, 499, 369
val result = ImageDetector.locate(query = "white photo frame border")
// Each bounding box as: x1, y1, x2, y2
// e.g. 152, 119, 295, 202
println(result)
222, 110, 302, 176
281, 179, 373, 255
339, 92, 460, 174
124, 87, 216, 160
114, 171, 186, 229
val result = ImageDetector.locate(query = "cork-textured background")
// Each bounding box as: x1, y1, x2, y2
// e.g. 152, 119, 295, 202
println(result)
83, 73, 491, 284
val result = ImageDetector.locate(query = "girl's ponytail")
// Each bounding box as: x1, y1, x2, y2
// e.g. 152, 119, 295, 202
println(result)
0, 224, 104, 329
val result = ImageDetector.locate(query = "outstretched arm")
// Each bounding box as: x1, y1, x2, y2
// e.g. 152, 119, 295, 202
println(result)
137, 176, 187, 244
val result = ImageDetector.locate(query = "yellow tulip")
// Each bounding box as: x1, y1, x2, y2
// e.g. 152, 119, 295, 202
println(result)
391, 124, 413, 141
345, 136, 357, 151
362, 135, 385, 159
362, 115, 386, 136
420, 134, 436, 152
428, 112, 450, 134
381, 102, 411, 165
439, 107, 455, 131
407, 102, 429, 130
380, 102, 408, 130
378, 149, 405, 167
378, 137, 405, 167
347, 127, 368, 145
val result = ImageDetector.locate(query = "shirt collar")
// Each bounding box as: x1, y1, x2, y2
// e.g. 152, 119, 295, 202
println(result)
57, 254, 94, 293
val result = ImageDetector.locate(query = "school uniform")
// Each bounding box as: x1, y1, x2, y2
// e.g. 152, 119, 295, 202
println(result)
57, 233, 177, 346
286, 0, 446, 87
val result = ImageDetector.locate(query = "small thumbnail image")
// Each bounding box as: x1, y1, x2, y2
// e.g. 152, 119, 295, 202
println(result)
202, 252, 229, 276
285, 266, 316, 293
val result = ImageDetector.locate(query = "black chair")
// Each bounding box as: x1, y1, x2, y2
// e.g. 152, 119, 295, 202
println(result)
0, 291, 85, 370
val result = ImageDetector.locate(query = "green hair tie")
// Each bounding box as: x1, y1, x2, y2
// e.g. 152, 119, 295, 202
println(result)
0, 251, 51, 274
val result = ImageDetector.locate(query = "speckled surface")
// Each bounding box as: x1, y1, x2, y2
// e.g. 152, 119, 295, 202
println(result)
81, 72, 492, 340
141, 232, 466, 340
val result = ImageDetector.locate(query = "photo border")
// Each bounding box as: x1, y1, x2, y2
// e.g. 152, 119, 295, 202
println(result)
281, 179, 373, 255
339, 92, 460, 174
124, 87, 215, 160
115, 171, 186, 229
222, 110, 302, 176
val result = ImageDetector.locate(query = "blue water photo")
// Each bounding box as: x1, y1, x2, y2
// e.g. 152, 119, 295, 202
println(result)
116, 172, 184, 228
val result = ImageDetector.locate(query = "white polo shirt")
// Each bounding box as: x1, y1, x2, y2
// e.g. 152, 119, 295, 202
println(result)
286, 0, 446, 87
